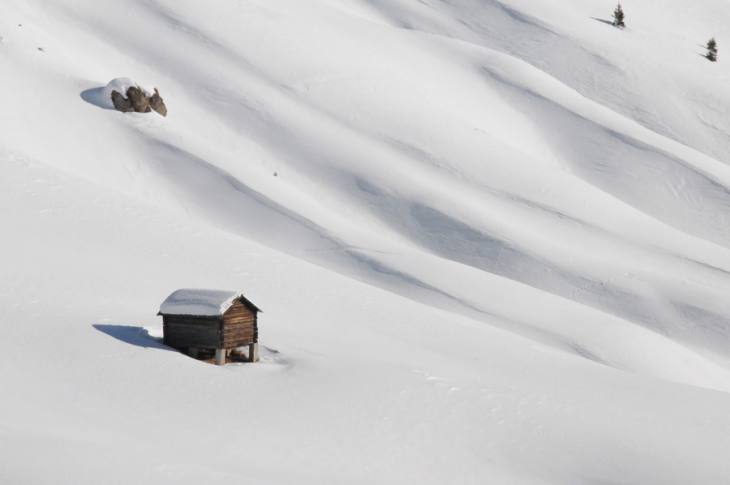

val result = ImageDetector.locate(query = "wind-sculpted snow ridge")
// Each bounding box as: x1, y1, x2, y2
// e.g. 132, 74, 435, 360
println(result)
3, 0, 730, 483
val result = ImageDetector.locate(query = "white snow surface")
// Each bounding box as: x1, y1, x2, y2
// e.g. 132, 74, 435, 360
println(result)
3, 0, 730, 483
159, 288, 247, 316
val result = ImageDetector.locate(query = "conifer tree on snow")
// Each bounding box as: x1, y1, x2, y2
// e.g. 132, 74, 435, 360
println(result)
612, 3, 626, 28
706, 37, 718, 62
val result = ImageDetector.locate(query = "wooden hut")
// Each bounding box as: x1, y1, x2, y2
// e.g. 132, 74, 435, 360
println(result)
158, 289, 262, 365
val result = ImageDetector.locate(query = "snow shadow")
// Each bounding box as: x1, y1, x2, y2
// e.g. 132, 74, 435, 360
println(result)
591, 17, 615, 26
80, 86, 114, 110
93, 324, 173, 350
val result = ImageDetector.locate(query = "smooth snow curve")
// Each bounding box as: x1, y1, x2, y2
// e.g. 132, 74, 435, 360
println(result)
2, 0, 730, 484
159, 288, 248, 316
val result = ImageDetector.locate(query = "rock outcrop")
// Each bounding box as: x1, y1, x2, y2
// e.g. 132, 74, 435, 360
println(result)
149, 88, 167, 117
111, 85, 167, 117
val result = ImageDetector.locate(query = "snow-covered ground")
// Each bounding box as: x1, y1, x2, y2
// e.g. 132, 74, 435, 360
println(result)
2, 1, 730, 483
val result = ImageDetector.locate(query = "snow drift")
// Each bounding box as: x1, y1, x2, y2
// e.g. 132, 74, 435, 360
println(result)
2, 0, 730, 483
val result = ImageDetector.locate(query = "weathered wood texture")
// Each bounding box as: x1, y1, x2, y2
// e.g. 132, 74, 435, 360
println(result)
221, 300, 258, 348
163, 315, 220, 349
162, 299, 259, 351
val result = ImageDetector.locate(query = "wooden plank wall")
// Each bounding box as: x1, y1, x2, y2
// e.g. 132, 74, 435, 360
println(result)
163, 315, 220, 349
222, 300, 258, 348
162, 299, 259, 351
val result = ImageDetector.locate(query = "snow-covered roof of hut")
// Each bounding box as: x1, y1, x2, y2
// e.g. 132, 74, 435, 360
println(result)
158, 288, 261, 316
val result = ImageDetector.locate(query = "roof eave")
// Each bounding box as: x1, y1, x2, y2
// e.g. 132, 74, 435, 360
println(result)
158, 312, 224, 319
239, 295, 263, 313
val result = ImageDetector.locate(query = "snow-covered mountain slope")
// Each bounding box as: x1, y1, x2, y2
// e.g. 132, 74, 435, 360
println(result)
2, 1, 730, 483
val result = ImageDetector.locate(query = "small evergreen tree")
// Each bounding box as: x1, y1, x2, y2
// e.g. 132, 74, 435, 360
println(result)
613, 3, 626, 28
706, 37, 718, 62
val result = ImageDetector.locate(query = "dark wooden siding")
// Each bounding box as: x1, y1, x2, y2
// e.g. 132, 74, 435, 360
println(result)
163, 315, 221, 350
162, 299, 259, 351
221, 300, 258, 348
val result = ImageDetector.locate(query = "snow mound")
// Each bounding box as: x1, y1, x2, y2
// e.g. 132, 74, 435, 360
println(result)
159, 288, 246, 316
5, 0, 730, 483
